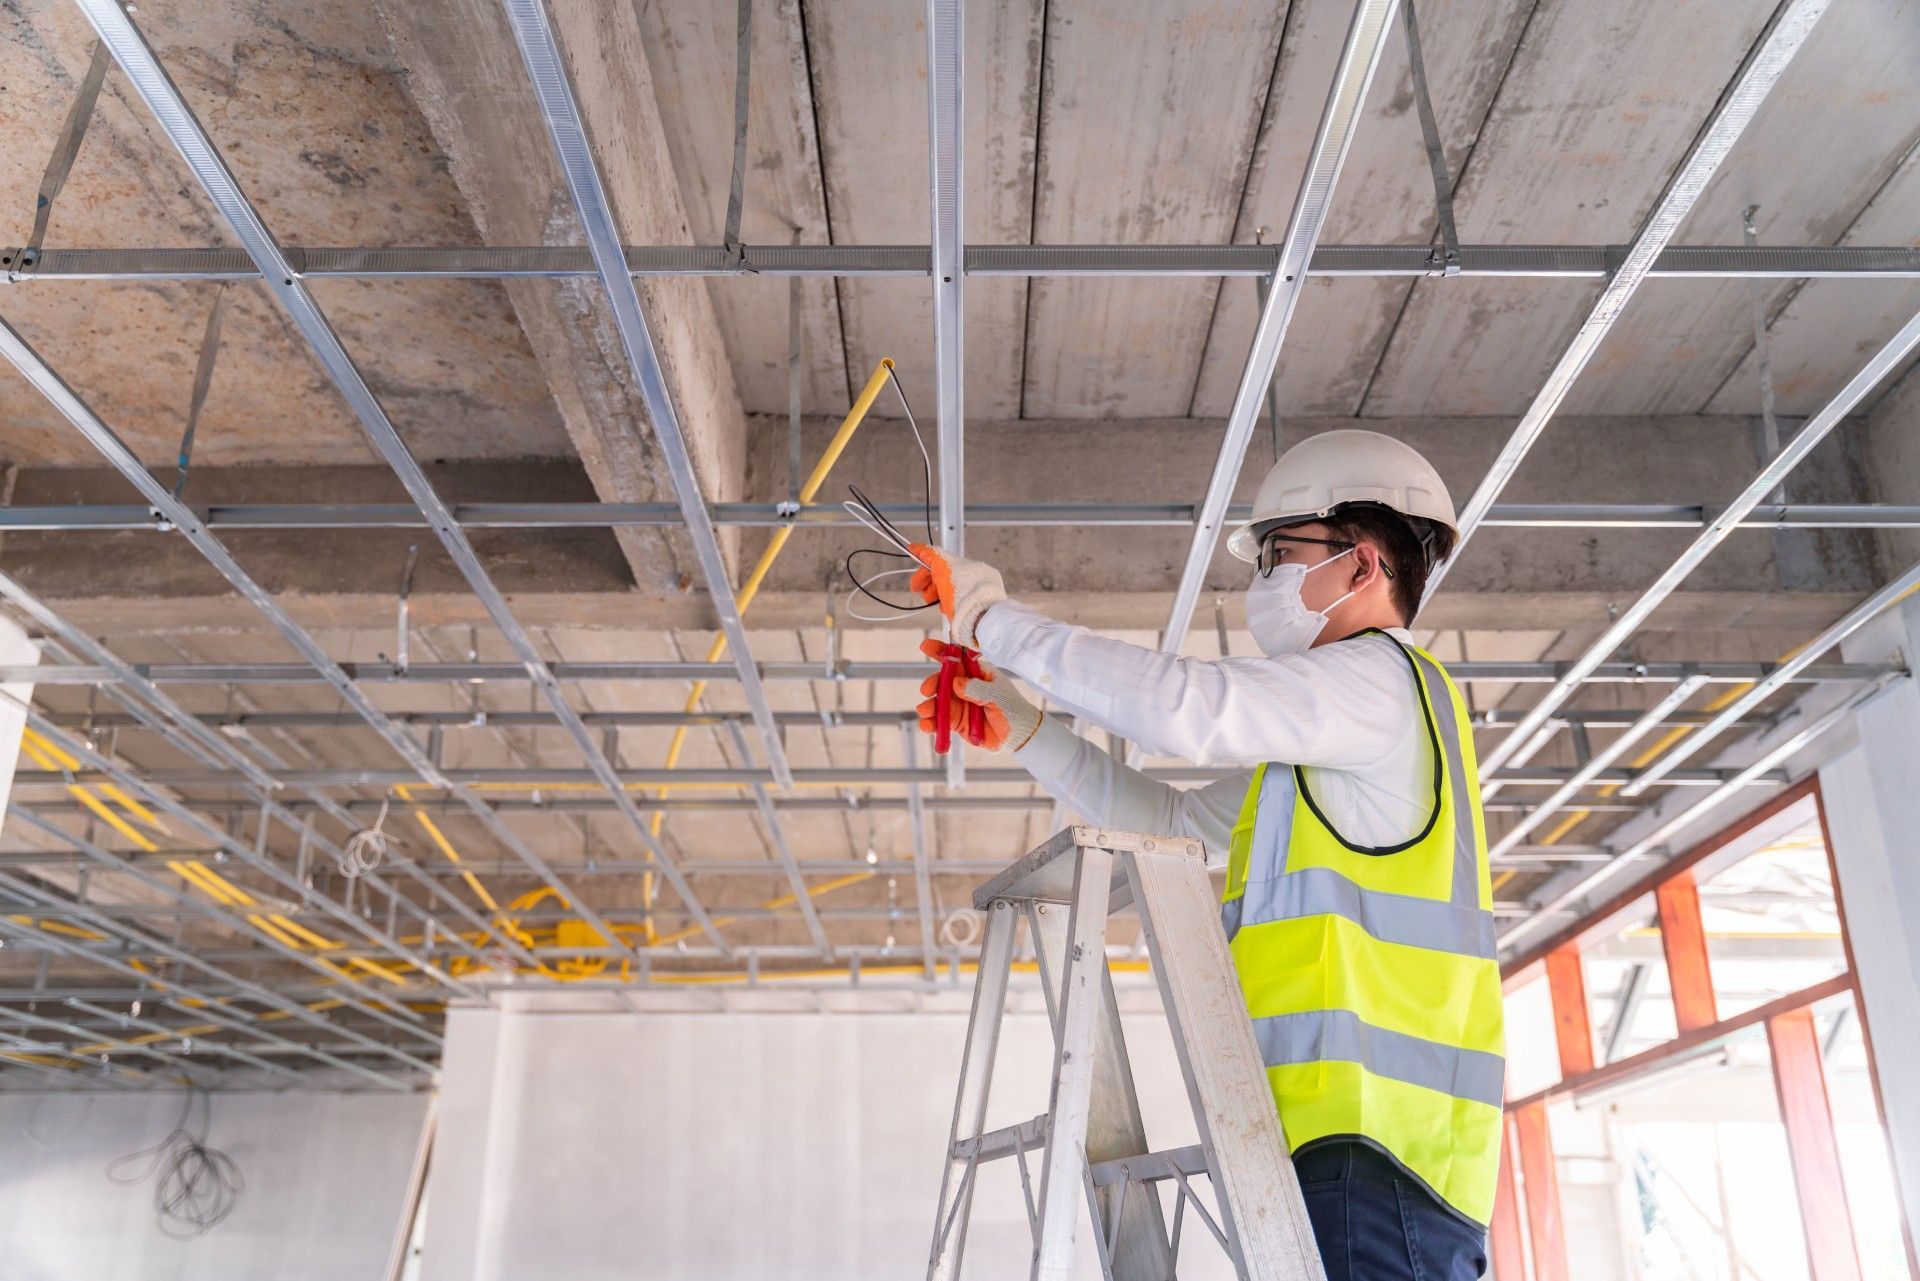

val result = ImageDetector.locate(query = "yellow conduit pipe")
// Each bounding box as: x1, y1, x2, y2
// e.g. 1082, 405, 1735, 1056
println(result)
6, 914, 107, 941
393, 783, 529, 959
645, 870, 874, 950
641, 358, 896, 937
21, 730, 409, 989
432, 869, 876, 981
647, 956, 1156, 986
1490, 677, 1765, 896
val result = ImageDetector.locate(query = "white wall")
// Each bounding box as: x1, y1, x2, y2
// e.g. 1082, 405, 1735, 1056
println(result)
0, 1088, 429, 1281
421, 990, 1234, 1281
1824, 594, 1920, 1255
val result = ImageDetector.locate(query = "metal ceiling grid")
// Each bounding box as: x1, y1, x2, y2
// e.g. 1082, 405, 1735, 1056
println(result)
0, 0, 1915, 1083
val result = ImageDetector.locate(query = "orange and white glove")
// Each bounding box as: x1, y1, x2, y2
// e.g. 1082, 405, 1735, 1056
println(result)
915, 639, 1041, 754
908, 544, 1006, 648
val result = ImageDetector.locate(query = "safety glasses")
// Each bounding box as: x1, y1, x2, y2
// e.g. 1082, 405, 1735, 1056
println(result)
1256, 531, 1356, 578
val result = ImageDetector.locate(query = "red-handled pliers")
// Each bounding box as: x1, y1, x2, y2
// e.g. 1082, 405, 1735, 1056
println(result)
930, 641, 985, 755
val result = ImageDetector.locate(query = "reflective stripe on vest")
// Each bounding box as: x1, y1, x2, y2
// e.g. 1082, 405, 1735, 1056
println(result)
1222, 631, 1504, 1227
1250, 1009, 1506, 1110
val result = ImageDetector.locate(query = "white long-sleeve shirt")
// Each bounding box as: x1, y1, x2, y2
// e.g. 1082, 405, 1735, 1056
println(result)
975, 601, 1434, 857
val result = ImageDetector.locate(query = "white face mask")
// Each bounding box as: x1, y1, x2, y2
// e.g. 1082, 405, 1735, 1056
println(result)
1245, 547, 1357, 658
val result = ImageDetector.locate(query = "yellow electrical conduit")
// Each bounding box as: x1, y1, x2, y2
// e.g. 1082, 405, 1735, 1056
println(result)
1, 893, 423, 1073
418, 872, 875, 981
18, 728, 407, 989
1493, 577, 1920, 894
639, 956, 1156, 987
378, 363, 897, 961
641, 357, 897, 937
392, 793, 874, 979
17, 364, 900, 995
372, 362, 898, 962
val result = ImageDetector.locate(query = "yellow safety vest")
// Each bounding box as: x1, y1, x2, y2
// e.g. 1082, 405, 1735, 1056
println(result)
1220, 630, 1504, 1227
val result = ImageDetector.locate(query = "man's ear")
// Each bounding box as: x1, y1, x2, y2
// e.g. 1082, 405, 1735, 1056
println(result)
1352, 541, 1385, 590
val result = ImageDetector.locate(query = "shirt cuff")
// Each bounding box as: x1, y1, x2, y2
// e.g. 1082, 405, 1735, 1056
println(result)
1013, 712, 1080, 774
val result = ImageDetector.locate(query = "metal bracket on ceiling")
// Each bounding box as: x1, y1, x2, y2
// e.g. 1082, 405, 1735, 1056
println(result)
390, 544, 420, 676
778, 227, 805, 518
721, 0, 753, 274
13, 40, 113, 283
1400, 0, 1461, 278
172, 285, 232, 504
1252, 228, 1285, 461
1743, 205, 1787, 504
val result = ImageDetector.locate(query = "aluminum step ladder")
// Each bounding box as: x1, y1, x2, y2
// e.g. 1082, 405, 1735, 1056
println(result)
927, 826, 1327, 1281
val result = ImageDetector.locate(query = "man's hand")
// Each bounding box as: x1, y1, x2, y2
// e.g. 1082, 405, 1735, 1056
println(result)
907, 544, 1006, 648
915, 639, 1041, 753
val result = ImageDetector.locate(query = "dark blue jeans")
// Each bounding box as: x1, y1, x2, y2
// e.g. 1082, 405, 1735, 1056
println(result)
1294, 1142, 1489, 1281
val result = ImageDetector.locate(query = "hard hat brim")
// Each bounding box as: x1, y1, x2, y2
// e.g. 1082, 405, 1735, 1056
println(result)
1226, 504, 1461, 563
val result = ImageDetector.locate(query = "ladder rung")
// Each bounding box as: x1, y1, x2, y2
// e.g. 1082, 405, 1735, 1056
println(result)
1087, 1143, 1209, 1188
951, 1113, 1048, 1163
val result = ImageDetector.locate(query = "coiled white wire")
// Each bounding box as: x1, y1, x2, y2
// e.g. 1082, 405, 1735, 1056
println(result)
339, 795, 394, 878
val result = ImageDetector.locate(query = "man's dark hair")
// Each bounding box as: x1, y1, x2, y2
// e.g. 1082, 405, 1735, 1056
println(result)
1321, 502, 1457, 623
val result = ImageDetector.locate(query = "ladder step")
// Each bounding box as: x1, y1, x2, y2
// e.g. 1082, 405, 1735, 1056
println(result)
1087, 1143, 1209, 1189
950, 1113, 1048, 1163
969, 825, 1203, 911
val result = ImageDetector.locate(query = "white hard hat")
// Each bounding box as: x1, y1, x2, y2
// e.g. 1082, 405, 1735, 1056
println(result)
1226, 429, 1457, 563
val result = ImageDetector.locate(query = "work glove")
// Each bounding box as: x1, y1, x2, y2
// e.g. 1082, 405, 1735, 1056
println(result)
907, 544, 1006, 648
916, 638, 1041, 754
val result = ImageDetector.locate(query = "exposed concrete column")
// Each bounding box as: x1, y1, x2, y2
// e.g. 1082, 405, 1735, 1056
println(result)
1865, 366, 1920, 572
1820, 594, 1920, 1252
376, 0, 750, 588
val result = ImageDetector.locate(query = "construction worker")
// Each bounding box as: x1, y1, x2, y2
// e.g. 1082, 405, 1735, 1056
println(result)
911, 430, 1503, 1281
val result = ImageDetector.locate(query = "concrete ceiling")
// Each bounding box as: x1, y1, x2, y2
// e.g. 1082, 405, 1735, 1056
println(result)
4, 0, 1917, 464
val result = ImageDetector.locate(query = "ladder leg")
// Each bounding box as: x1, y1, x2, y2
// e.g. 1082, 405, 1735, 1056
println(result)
1030, 897, 1174, 1280
1031, 845, 1116, 1281
928, 898, 1019, 1281
1123, 848, 1326, 1281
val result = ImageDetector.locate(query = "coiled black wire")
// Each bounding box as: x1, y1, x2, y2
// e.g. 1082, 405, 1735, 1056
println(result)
107, 1086, 244, 1239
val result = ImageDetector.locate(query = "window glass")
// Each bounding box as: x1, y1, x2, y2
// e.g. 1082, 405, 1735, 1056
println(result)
1697, 817, 1847, 1020
1587, 1024, 1810, 1281
1581, 895, 1676, 1063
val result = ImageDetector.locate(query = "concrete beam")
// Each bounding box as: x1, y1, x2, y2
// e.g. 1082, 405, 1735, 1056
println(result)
0, 414, 1882, 639
802, 0, 1041, 419
745, 411, 1883, 603
0, 460, 632, 603
375, 0, 751, 587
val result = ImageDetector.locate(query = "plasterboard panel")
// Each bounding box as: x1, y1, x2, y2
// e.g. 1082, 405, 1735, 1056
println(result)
1020, 0, 1289, 419
805, 0, 1040, 419
1363, 0, 1778, 416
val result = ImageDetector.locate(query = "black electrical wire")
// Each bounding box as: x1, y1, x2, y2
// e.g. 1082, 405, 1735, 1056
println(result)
107, 1086, 244, 1239
840, 365, 941, 616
